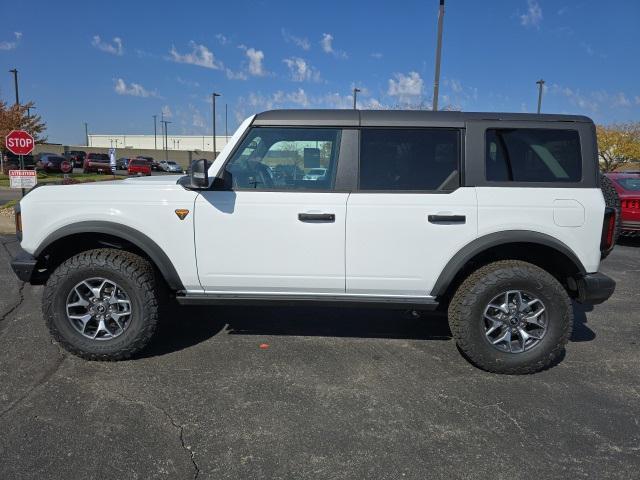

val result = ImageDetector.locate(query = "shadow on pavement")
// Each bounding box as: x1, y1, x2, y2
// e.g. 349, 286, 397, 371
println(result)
142, 305, 451, 358
617, 236, 640, 248
570, 303, 596, 342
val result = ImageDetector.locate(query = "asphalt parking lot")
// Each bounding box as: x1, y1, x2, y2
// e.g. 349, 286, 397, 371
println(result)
0, 235, 638, 480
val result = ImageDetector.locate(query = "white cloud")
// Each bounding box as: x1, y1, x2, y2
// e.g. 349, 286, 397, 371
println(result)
611, 92, 631, 108
162, 105, 173, 118
177, 76, 200, 88
548, 84, 636, 112
281, 29, 310, 50
215, 33, 230, 45
388, 71, 424, 102
450, 79, 463, 93
370, 52, 383, 59
92, 35, 123, 55
320, 33, 347, 59
246, 47, 266, 76
635, 96, 640, 105
226, 68, 248, 80
169, 41, 222, 69
114, 78, 157, 98
520, 0, 543, 28
283, 57, 321, 82
0, 31, 22, 50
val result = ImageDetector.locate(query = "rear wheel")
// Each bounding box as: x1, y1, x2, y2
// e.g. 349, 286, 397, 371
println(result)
43, 249, 160, 360
448, 260, 572, 374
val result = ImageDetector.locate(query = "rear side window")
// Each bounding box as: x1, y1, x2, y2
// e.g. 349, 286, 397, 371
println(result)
486, 129, 582, 182
359, 128, 459, 191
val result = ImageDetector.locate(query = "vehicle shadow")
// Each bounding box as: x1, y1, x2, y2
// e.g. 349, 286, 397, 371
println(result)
141, 305, 451, 358
617, 236, 640, 248
571, 303, 596, 342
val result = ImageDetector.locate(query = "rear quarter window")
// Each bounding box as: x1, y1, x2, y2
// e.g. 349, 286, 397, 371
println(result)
486, 128, 582, 182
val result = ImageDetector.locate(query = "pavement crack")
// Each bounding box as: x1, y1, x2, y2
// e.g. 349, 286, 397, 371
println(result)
112, 392, 200, 479
0, 352, 66, 420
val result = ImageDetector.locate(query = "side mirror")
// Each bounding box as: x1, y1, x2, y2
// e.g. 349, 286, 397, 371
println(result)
190, 159, 209, 189
212, 169, 233, 190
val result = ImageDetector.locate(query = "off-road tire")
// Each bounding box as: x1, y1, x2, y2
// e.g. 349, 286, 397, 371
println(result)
600, 173, 621, 253
43, 249, 159, 360
448, 260, 573, 374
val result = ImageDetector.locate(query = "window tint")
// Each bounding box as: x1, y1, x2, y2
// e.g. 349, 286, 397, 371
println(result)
486, 129, 581, 182
224, 127, 341, 190
359, 128, 459, 191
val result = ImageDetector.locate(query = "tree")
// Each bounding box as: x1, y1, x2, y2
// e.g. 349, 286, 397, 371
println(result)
596, 122, 640, 172
0, 100, 47, 151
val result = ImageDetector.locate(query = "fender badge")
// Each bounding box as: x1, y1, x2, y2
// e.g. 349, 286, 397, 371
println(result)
175, 209, 190, 220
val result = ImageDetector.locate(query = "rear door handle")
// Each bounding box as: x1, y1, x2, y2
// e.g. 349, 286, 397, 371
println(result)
298, 213, 335, 222
428, 214, 466, 224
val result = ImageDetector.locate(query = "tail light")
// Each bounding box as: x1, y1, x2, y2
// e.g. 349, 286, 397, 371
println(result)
600, 207, 616, 255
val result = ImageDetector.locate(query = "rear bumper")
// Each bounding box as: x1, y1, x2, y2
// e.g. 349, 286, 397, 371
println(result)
11, 248, 37, 283
621, 220, 640, 231
575, 272, 616, 305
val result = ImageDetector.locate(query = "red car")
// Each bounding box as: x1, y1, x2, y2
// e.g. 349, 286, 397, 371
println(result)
127, 159, 152, 176
606, 172, 640, 236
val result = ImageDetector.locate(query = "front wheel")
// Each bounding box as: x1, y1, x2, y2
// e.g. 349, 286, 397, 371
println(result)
448, 260, 573, 374
43, 249, 160, 360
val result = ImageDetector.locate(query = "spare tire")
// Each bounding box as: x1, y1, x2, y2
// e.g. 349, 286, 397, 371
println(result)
600, 173, 621, 257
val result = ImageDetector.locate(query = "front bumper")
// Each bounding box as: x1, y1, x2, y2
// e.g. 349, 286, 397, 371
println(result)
11, 248, 37, 282
575, 272, 616, 305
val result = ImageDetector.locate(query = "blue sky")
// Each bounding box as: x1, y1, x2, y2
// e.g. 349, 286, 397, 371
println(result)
1, 0, 639, 144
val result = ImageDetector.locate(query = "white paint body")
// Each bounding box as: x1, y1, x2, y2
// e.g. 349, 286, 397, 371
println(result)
18, 116, 606, 298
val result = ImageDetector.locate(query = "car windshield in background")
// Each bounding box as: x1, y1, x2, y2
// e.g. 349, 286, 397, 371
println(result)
616, 177, 640, 191
88, 154, 109, 162
168, 161, 177, 165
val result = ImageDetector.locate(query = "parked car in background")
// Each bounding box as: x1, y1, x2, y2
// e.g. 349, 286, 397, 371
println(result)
39, 154, 72, 173
127, 158, 152, 176
67, 150, 86, 168
116, 157, 130, 170
159, 160, 183, 173
606, 171, 640, 236
83, 153, 111, 173
1, 151, 36, 172
303, 168, 327, 181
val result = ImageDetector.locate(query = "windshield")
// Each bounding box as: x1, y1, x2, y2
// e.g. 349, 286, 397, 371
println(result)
616, 177, 640, 191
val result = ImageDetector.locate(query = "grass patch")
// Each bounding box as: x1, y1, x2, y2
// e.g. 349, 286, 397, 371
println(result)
0, 199, 18, 211
0, 172, 124, 188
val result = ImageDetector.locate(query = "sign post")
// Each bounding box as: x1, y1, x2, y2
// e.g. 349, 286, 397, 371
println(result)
5, 130, 35, 196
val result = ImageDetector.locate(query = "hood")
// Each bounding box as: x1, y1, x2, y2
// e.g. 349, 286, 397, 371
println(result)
121, 175, 184, 185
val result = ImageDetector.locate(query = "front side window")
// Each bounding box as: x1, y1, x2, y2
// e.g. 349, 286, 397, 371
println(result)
486, 128, 582, 182
224, 127, 341, 190
359, 128, 460, 191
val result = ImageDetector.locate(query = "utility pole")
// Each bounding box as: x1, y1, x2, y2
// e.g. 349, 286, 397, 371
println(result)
84, 122, 89, 146
161, 120, 171, 160
153, 115, 157, 150
432, 0, 445, 111
212, 92, 221, 157
9, 69, 19, 106
536, 79, 545, 114
26, 106, 36, 118
353, 88, 360, 110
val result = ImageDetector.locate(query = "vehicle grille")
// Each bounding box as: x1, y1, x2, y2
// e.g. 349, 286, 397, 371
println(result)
621, 199, 640, 209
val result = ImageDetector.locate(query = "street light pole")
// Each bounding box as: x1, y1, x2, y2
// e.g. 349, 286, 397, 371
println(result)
212, 92, 221, 157
84, 122, 89, 146
161, 120, 171, 161
153, 115, 157, 150
9, 69, 19, 106
353, 88, 361, 110
432, 0, 445, 111
536, 79, 545, 114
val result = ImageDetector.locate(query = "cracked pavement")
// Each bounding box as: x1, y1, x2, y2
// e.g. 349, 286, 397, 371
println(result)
0, 234, 639, 479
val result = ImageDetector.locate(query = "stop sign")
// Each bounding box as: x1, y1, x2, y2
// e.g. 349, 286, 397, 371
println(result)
5, 130, 35, 155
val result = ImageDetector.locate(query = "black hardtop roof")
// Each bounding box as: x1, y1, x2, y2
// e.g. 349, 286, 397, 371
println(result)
253, 109, 593, 127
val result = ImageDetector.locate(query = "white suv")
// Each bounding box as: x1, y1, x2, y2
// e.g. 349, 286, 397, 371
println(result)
11, 110, 617, 374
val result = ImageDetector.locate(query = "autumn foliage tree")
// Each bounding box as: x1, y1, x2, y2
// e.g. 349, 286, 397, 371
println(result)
0, 100, 47, 151
596, 122, 640, 172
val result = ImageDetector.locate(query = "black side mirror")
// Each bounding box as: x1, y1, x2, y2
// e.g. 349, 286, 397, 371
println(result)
190, 159, 209, 189
212, 169, 233, 190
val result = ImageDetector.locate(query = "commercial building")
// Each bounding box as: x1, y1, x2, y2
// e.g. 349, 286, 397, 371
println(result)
87, 134, 231, 154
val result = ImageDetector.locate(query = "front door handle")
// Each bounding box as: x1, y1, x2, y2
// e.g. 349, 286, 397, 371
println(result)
298, 213, 335, 222
428, 214, 466, 224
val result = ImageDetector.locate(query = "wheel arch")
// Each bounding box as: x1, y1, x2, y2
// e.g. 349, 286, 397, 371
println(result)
430, 230, 587, 300
33, 221, 185, 291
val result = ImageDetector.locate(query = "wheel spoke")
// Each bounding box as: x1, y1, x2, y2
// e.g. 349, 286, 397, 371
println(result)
488, 303, 508, 314
516, 327, 530, 351
524, 307, 545, 325
514, 291, 524, 311
492, 328, 512, 351
484, 315, 503, 335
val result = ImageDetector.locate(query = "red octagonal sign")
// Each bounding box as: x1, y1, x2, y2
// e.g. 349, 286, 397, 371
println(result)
5, 130, 35, 155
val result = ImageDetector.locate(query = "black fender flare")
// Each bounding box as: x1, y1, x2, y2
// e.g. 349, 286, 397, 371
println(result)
34, 221, 185, 291
429, 230, 587, 297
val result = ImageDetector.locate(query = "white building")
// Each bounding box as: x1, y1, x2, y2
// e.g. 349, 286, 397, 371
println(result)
87, 134, 231, 153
